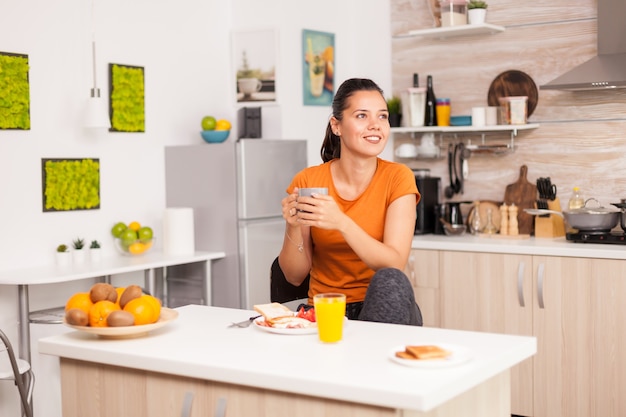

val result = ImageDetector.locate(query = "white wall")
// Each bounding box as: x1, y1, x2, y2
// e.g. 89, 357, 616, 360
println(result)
0, 1, 391, 416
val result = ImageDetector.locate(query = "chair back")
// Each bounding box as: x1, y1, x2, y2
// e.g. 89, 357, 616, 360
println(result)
270, 257, 310, 303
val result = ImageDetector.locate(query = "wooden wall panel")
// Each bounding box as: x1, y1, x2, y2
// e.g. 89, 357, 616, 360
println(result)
391, 0, 626, 209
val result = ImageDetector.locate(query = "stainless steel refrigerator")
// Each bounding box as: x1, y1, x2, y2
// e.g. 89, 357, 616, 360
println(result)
164, 139, 307, 309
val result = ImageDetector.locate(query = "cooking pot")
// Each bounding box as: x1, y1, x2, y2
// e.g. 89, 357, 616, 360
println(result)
525, 199, 622, 232
610, 200, 626, 231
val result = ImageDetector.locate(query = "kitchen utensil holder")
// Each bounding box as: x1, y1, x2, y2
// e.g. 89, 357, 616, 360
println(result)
534, 197, 565, 238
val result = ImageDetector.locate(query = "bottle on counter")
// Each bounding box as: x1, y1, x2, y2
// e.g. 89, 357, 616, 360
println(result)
568, 187, 585, 210
484, 208, 498, 235
469, 201, 482, 235
413, 73, 419, 88
424, 75, 438, 126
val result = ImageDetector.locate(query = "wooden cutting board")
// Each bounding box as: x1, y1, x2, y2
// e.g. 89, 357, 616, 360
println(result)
503, 165, 537, 235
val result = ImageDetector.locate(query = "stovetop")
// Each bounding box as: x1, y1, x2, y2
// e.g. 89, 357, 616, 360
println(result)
566, 231, 626, 244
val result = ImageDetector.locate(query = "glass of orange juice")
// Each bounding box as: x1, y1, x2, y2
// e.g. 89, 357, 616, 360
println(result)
313, 293, 346, 343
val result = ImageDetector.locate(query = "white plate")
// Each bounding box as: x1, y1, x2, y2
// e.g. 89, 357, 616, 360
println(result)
64, 307, 178, 339
252, 316, 317, 335
389, 343, 473, 369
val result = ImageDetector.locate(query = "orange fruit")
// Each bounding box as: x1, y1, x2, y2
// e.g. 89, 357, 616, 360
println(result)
215, 119, 231, 131
115, 287, 126, 306
123, 295, 157, 325
128, 242, 147, 255
128, 221, 141, 232
89, 300, 121, 327
142, 295, 162, 321
65, 292, 94, 314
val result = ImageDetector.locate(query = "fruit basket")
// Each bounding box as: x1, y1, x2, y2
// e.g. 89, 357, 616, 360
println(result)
200, 129, 230, 143
111, 221, 154, 256
114, 237, 154, 256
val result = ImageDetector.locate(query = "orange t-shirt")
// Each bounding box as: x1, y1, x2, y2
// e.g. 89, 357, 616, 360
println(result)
287, 158, 420, 304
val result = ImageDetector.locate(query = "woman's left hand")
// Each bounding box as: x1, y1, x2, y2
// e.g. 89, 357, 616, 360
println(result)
295, 193, 346, 231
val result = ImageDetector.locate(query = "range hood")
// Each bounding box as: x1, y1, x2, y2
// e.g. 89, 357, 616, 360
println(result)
541, 0, 626, 91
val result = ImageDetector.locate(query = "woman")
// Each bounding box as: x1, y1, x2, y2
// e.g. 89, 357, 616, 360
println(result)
279, 78, 422, 326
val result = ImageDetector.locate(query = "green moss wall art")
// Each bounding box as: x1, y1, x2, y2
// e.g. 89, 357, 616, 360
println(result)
109, 63, 145, 132
42, 158, 100, 212
0, 52, 31, 130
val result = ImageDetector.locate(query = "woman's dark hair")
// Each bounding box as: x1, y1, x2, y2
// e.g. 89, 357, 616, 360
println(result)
320, 78, 385, 162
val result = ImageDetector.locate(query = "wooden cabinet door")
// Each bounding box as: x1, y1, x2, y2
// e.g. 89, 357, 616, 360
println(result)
406, 249, 440, 327
439, 251, 534, 416
533, 256, 626, 417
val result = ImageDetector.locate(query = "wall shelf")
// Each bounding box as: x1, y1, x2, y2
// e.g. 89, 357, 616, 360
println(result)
395, 23, 505, 40
391, 123, 539, 136
391, 124, 539, 157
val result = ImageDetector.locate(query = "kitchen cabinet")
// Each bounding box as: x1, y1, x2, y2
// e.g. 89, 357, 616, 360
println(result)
408, 248, 626, 417
404, 249, 440, 327
59, 359, 398, 417
438, 251, 533, 416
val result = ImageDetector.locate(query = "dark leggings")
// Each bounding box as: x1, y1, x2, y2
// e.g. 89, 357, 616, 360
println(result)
357, 268, 423, 326
300, 268, 423, 326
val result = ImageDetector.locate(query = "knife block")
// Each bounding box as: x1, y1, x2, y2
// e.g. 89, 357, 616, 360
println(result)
534, 197, 565, 238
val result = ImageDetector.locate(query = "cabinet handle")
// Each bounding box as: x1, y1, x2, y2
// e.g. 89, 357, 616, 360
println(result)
214, 397, 227, 417
517, 261, 525, 307
537, 263, 545, 309
180, 392, 193, 417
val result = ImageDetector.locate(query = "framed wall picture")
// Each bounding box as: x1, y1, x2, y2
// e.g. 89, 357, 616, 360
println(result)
109, 63, 145, 132
0, 51, 31, 130
302, 29, 334, 106
232, 28, 277, 104
42, 158, 100, 212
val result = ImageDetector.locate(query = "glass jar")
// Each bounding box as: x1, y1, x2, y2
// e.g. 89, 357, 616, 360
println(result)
439, 0, 467, 27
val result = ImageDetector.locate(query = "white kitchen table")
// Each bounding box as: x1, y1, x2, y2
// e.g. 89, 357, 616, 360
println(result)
39, 304, 536, 416
0, 251, 224, 363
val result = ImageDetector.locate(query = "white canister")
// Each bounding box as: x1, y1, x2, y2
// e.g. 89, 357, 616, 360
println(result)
163, 207, 195, 256
485, 106, 499, 125
471, 107, 486, 127
407, 87, 426, 127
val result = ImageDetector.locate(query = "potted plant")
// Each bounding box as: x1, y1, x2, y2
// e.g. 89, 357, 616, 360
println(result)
387, 96, 402, 128
89, 240, 102, 263
467, 0, 488, 25
72, 237, 86, 265
56, 244, 70, 267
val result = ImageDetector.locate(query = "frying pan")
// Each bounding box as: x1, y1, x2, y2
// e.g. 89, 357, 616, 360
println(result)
487, 70, 539, 117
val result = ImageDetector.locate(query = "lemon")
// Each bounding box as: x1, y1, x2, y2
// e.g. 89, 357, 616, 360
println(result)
215, 119, 231, 131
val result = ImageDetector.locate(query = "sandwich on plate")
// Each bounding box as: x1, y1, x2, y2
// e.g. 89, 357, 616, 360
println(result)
253, 302, 315, 329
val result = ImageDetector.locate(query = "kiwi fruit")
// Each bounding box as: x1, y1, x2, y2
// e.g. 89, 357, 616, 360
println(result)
65, 308, 88, 326
119, 285, 143, 309
90, 283, 118, 303
106, 310, 135, 327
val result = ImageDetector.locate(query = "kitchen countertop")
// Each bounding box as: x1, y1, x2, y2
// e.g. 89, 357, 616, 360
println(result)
39, 304, 536, 413
412, 234, 626, 260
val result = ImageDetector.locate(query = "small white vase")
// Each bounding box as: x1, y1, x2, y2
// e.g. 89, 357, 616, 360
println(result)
468, 8, 487, 25
72, 250, 86, 265
90, 248, 102, 263
56, 252, 71, 267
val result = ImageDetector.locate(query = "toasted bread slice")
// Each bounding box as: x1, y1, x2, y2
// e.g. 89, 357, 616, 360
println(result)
399, 345, 451, 360
268, 316, 314, 329
253, 302, 293, 323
